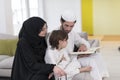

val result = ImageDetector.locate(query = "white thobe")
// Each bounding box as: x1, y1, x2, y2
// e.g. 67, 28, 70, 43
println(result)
45, 48, 80, 80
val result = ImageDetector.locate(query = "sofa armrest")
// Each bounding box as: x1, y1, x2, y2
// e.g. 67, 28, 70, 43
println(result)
88, 39, 100, 47
79, 32, 100, 48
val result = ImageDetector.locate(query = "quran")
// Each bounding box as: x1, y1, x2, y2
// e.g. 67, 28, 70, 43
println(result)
70, 47, 100, 54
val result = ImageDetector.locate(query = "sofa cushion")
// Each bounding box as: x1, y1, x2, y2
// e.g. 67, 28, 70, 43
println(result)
0, 39, 18, 56
79, 32, 88, 41
0, 40, 9, 55
0, 55, 10, 61
7, 39, 18, 56
0, 56, 14, 69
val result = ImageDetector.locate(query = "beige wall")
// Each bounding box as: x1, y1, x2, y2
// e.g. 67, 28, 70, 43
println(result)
93, 0, 120, 35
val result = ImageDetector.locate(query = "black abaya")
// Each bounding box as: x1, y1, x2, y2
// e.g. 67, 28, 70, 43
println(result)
11, 17, 55, 80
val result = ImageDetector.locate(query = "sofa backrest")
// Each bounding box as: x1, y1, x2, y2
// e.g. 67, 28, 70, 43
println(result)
79, 32, 88, 41
0, 34, 18, 56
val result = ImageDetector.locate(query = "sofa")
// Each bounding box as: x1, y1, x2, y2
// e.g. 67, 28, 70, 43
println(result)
0, 34, 18, 78
79, 32, 100, 48
0, 32, 99, 78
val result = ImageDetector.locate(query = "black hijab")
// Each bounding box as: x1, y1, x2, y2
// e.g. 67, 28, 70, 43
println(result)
11, 17, 55, 80
19, 17, 47, 62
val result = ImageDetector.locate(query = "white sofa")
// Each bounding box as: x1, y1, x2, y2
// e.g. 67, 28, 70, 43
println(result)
79, 32, 100, 48
0, 32, 99, 78
0, 34, 17, 78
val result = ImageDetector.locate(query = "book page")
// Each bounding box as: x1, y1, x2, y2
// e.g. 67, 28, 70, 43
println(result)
70, 47, 100, 54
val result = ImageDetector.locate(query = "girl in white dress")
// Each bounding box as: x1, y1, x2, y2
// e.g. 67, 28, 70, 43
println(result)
45, 30, 92, 80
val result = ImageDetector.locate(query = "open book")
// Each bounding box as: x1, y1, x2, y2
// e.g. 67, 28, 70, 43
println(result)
70, 47, 100, 54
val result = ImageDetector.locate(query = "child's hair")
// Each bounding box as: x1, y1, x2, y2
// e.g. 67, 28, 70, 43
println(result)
49, 30, 68, 49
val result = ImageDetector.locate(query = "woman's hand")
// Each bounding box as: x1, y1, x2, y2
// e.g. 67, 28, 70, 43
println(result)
48, 72, 54, 79
53, 66, 66, 77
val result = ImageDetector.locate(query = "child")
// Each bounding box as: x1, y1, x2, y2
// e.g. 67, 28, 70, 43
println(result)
45, 30, 92, 80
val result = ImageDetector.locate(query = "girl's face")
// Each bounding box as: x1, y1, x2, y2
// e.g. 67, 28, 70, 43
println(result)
59, 39, 68, 49
38, 24, 47, 37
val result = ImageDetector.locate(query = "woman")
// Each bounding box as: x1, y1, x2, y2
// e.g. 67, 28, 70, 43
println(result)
11, 17, 66, 80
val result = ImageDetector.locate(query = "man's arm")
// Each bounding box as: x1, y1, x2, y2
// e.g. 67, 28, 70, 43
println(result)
74, 32, 90, 50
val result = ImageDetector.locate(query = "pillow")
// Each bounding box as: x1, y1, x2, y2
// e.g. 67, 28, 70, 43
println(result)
79, 32, 88, 41
0, 39, 18, 56
0, 40, 9, 55
0, 56, 14, 69
7, 39, 18, 56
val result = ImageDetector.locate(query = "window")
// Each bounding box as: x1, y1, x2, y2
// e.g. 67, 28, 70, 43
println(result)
11, 0, 39, 35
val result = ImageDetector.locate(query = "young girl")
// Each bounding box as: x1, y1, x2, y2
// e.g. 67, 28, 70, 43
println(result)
45, 30, 92, 80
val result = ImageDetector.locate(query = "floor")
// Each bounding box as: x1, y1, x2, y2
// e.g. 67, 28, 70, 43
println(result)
100, 41, 120, 80
89, 35, 120, 80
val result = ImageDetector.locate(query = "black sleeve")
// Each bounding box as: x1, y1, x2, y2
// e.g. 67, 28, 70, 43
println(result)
18, 40, 55, 75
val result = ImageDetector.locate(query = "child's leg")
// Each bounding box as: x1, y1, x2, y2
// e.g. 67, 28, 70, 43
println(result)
78, 57, 102, 80
89, 58, 102, 80
90, 53, 109, 78
72, 72, 93, 80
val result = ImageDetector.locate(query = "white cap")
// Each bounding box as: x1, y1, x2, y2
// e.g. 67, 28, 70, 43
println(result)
61, 10, 76, 22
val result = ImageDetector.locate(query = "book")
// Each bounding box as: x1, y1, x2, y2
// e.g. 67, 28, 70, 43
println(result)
70, 47, 100, 54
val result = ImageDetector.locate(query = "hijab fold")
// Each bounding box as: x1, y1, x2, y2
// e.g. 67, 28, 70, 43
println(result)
19, 17, 47, 62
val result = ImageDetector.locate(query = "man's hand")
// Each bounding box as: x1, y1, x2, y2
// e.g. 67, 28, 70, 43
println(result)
48, 72, 54, 79
80, 66, 92, 72
78, 44, 87, 52
53, 66, 66, 77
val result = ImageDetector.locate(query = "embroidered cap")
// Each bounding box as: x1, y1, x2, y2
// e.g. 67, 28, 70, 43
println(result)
61, 10, 76, 22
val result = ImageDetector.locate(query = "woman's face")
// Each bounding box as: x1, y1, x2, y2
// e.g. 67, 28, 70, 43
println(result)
38, 24, 47, 37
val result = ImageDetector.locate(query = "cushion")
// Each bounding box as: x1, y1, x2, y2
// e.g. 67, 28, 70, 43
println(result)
0, 40, 9, 55
79, 32, 88, 41
0, 55, 10, 61
0, 56, 14, 69
0, 39, 18, 56
7, 39, 18, 56
89, 39, 100, 47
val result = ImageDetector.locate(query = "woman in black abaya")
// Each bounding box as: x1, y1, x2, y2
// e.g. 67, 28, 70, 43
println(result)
11, 17, 66, 80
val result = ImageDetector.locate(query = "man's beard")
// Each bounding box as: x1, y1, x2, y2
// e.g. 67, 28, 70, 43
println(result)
61, 25, 70, 34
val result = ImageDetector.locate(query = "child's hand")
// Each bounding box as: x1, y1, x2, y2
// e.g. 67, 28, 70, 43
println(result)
80, 66, 92, 72
48, 72, 54, 79
59, 55, 66, 62
84, 66, 92, 72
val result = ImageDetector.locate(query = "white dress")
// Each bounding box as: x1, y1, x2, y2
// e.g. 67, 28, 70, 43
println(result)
78, 57, 102, 80
45, 48, 80, 80
65, 31, 109, 78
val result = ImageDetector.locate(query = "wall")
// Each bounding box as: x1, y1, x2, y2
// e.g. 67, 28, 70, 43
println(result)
0, 0, 13, 34
81, 0, 93, 35
43, 0, 82, 32
93, 0, 120, 35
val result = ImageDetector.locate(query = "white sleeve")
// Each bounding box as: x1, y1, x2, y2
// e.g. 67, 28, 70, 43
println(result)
45, 49, 56, 64
46, 32, 52, 48
74, 32, 90, 49
64, 57, 81, 77
57, 51, 70, 69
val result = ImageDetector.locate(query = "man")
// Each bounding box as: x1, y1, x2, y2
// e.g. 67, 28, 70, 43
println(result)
46, 11, 94, 80
58, 10, 109, 80
59, 10, 90, 55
